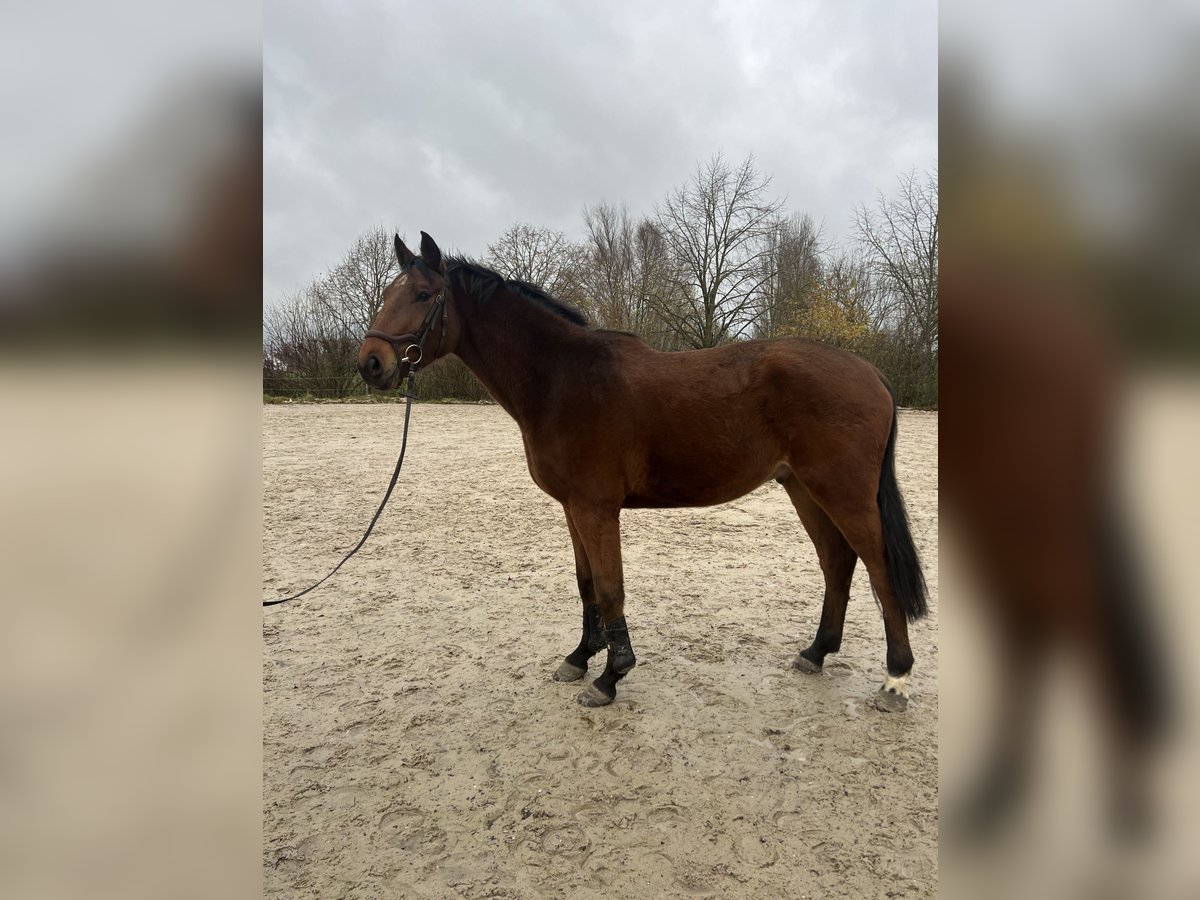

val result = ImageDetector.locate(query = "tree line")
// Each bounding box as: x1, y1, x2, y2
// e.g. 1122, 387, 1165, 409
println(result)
264, 154, 937, 407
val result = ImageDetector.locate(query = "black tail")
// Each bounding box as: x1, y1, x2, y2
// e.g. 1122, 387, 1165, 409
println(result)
1093, 497, 1172, 742
877, 403, 929, 621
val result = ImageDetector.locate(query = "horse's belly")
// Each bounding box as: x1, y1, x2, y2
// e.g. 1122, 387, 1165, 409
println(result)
625, 443, 782, 508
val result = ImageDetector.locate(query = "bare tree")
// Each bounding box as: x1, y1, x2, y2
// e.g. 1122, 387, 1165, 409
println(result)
631, 219, 690, 349
485, 223, 578, 296
755, 213, 825, 338
312, 226, 402, 335
569, 205, 692, 349
651, 153, 785, 348
263, 284, 361, 397
261, 226, 402, 397
575, 203, 683, 344
854, 168, 938, 358
577, 202, 637, 330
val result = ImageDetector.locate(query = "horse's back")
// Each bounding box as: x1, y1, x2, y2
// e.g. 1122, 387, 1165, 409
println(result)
595, 337, 892, 506
618, 336, 891, 427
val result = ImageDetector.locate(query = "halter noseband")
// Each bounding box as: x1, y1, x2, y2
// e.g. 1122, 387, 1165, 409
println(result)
363, 274, 450, 369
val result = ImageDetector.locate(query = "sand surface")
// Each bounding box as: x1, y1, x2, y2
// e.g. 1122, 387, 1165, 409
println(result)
263, 403, 938, 898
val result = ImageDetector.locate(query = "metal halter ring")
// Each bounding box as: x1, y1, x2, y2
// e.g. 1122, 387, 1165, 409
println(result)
403, 343, 423, 365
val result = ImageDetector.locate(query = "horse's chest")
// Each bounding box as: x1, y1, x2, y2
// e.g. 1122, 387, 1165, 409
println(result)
522, 428, 616, 503
521, 439, 570, 501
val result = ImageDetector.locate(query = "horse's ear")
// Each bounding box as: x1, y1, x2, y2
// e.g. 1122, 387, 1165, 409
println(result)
419, 231, 445, 274
394, 233, 416, 269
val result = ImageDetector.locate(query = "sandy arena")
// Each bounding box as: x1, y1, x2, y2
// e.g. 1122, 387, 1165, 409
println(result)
263, 402, 939, 898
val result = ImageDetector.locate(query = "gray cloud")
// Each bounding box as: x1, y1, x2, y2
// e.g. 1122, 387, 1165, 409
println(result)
265, 0, 936, 306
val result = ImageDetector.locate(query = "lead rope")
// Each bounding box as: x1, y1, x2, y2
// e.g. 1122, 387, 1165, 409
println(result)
263, 367, 417, 607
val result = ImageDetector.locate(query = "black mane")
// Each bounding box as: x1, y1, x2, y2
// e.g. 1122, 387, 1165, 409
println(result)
445, 256, 589, 327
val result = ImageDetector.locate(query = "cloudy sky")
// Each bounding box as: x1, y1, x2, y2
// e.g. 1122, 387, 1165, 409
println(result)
264, 0, 936, 308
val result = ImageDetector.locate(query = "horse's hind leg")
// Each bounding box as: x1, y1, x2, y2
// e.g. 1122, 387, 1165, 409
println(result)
780, 475, 858, 673
563, 504, 636, 708
804, 481, 916, 712
551, 507, 606, 682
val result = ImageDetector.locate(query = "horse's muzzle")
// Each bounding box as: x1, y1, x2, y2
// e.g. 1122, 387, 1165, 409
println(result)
361, 352, 384, 380
358, 352, 402, 391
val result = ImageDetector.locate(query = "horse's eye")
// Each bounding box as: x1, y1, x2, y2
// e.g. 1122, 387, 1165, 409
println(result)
417, 291, 431, 302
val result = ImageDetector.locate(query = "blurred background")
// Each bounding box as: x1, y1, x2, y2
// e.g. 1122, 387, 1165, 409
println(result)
940, 0, 1199, 897
0, 2, 262, 899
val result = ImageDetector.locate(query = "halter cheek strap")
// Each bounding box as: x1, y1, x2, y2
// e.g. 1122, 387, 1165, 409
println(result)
363, 275, 450, 369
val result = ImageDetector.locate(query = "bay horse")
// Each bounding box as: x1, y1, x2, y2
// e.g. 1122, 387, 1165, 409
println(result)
359, 232, 928, 711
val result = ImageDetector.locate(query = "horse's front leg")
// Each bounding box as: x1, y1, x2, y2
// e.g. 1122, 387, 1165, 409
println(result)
551, 508, 606, 682
564, 504, 636, 708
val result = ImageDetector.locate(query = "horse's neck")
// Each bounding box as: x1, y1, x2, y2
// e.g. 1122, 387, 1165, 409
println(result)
453, 291, 595, 424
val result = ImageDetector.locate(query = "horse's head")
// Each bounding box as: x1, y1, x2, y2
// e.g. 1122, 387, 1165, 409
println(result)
358, 231, 452, 390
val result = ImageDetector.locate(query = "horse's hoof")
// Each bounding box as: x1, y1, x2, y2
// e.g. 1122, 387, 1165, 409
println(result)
552, 661, 587, 682
874, 683, 909, 713
792, 654, 822, 674
575, 683, 614, 707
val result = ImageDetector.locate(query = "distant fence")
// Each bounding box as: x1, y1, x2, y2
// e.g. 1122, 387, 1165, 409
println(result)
264, 357, 937, 408
263, 357, 492, 403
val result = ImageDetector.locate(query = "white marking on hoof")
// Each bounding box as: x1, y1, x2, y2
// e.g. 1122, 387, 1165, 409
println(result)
881, 672, 910, 699
875, 672, 911, 712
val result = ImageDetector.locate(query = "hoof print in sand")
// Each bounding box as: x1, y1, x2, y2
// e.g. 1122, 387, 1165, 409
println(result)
541, 824, 590, 856
378, 808, 448, 855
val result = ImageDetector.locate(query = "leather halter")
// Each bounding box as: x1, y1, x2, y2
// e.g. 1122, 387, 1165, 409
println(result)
363, 272, 449, 368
